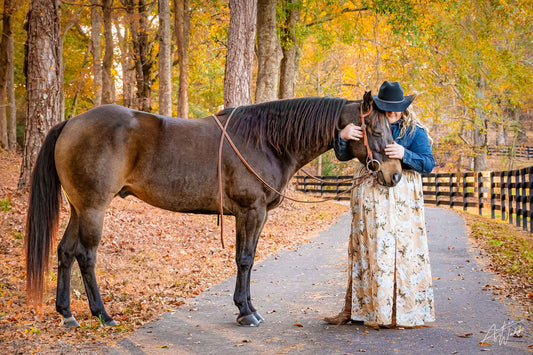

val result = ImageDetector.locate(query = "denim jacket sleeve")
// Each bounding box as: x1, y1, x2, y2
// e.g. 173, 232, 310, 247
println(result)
333, 133, 355, 161
400, 127, 435, 174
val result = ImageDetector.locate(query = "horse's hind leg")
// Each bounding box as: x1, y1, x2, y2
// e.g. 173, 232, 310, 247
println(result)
56, 207, 81, 327
76, 208, 116, 326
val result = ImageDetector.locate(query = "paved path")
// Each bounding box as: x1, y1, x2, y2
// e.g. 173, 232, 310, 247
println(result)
108, 207, 532, 354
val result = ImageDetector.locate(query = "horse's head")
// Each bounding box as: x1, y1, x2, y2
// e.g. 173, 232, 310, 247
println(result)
339, 91, 402, 187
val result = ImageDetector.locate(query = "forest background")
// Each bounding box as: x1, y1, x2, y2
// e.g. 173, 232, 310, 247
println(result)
0, 0, 532, 186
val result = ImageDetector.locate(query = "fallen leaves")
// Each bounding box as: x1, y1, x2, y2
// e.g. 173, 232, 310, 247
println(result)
460, 211, 533, 316
0, 150, 348, 354
456, 333, 473, 338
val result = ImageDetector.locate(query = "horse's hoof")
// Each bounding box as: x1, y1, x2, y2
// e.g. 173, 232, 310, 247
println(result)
103, 319, 118, 326
237, 314, 260, 327
62, 316, 80, 328
253, 312, 264, 324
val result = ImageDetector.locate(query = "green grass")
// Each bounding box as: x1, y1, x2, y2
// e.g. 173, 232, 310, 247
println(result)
11, 232, 23, 240
0, 199, 11, 212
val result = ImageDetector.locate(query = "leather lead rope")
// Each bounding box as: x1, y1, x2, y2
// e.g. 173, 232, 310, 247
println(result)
360, 104, 374, 168
213, 109, 238, 249
211, 103, 375, 249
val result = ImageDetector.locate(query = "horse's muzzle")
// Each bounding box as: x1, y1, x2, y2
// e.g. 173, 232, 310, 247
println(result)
377, 170, 402, 187
391, 171, 402, 185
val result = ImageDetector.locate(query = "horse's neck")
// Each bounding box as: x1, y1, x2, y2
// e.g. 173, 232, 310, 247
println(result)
292, 143, 332, 174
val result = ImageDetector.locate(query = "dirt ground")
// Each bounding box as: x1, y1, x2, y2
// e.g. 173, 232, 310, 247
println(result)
1, 149, 531, 354
0, 150, 349, 354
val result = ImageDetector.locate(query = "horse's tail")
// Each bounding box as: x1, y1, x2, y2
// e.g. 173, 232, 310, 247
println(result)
25, 120, 68, 306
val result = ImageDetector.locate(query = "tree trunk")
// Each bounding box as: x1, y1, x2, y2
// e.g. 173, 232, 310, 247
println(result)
255, 0, 282, 103
0, 0, 14, 148
0, 85, 6, 149
7, 25, 16, 150
19, 0, 63, 191
278, 0, 300, 99
473, 81, 488, 171
102, 0, 115, 104
224, 0, 257, 108
123, 0, 153, 112
158, 0, 172, 116
495, 117, 507, 146
90, 0, 102, 106
69, 46, 91, 118
174, 0, 190, 118
115, 20, 135, 108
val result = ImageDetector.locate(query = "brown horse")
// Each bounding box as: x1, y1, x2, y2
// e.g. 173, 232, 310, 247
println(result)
25, 92, 402, 328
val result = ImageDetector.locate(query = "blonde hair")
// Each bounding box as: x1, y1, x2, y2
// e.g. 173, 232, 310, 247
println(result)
398, 106, 433, 145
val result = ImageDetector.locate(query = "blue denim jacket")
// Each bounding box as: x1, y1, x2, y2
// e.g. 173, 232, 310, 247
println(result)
334, 119, 435, 174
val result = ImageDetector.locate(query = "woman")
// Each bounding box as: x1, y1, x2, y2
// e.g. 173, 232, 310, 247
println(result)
327, 81, 435, 328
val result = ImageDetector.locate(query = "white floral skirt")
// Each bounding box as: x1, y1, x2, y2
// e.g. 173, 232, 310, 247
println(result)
340, 164, 435, 326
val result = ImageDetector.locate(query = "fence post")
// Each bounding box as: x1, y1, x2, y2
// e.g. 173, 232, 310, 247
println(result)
515, 169, 521, 228
435, 174, 440, 206
508, 170, 514, 225
449, 173, 454, 208
529, 166, 533, 233
500, 171, 506, 222
490, 171, 495, 219
520, 168, 528, 230
477, 172, 483, 215
462, 173, 468, 211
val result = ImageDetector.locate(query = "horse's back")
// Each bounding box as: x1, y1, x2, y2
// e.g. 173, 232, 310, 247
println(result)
55, 105, 162, 208
54, 105, 220, 212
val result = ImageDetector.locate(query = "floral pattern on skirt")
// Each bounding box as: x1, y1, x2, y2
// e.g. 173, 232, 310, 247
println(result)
341, 164, 435, 326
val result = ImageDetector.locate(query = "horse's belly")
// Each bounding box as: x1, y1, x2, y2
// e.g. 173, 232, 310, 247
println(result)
125, 177, 220, 214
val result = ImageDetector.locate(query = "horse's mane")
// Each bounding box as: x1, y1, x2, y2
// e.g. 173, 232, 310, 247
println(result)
218, 97, 347, 155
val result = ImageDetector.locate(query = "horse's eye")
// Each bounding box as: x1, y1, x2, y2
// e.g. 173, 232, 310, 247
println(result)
372, 129, 383, 138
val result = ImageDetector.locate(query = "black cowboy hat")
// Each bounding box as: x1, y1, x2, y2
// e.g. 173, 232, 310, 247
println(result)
373, 81, 416, 112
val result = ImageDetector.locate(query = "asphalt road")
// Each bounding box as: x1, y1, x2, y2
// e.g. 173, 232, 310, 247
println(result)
107, 207, 533, 354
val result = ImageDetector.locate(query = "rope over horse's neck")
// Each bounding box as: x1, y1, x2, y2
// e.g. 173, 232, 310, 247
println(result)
211, 104, 376, 249
212, 108, 239, 249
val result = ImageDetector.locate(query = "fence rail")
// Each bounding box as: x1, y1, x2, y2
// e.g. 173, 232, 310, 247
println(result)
293, 166, 533, 232
487, 146, 533, 160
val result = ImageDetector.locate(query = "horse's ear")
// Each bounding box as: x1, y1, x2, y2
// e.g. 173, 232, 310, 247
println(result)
362, 91, 373, 112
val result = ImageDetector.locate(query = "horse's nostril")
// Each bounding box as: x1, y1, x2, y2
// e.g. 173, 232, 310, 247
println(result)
393, 172, 402, 184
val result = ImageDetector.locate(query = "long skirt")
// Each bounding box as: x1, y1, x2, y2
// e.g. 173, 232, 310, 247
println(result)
340, 164, 435, 326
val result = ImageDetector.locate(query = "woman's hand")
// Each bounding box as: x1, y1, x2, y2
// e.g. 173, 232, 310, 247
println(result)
385, 141, 405, 159
340, 123, 363, 141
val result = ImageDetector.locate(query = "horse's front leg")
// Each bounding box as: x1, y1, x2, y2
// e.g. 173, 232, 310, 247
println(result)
234, 207, 267, 326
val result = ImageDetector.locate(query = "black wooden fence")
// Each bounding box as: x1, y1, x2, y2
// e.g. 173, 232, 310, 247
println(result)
293, 166, 533, 232
487, 146, 533, 160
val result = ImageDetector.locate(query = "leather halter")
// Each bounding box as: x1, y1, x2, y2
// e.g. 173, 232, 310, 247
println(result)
359, 104, 380, 172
